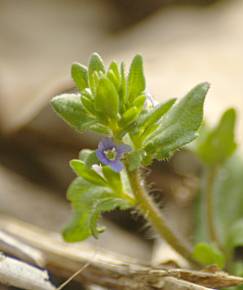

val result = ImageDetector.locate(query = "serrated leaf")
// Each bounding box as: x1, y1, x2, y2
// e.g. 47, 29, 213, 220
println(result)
88, 53, 105, 93
127, 55, 145, 101
63, 177, 132, 241
70, 159, 106, 186
196, 108, 237, 166
95, 76, 119, 120
89, 197, 130, 238
145, 82, 209, 159
71, 63, 88, 91
193, 242, 225, 268
51, 93, 95, 132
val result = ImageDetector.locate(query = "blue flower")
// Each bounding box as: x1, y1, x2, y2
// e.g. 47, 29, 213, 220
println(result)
145, 91, 158, 108
96, 138, 131, 172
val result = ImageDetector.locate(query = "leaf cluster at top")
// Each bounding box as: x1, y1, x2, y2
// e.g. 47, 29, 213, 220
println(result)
51, 53, 210, 169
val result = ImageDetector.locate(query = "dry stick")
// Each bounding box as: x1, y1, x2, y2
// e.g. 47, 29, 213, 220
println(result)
0, 230, 45, 267
57, 261, 91, 290
0, 215, 242, 290
0, 252, 55, 290
126, 167, 196, 265
162, 277, 212, 290
57, 246, 97, 290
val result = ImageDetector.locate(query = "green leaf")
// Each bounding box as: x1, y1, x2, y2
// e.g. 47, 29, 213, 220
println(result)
81, 93, 95, 114
79, 149, 99, 167
79, 149, 93, 162
193, 242, 225, 268
107, 61, 120, 90
145, 82, 209, 159
88, 53, 105, 93
227, 219, 243, 250
120, 107, 139, 127
95, 77, 119, 120
102, 166, 123, 193
196, 108, 237, 166
89, 197, 129, 237
63, 177, 132, 241
133, 95, 146, 109
127, 55, 145, 101
194, 154, 243, 250
232, 261, 243, 278
120, 62, 127, 107
51, 93, 95, 132
71, 63, 88, 91
70, 159, 106, 186
88, 123, 111, 135
127, 150, 144, 171
137, 98, 176, 130
140, 123, 159, 143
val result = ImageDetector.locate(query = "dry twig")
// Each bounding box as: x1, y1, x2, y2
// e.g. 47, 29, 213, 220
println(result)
0, 252, 55, 290
0, 215, 242, 290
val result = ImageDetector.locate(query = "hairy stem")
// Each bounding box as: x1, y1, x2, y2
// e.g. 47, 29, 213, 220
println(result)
205, 166, 221, 248
126, 167, 197, 265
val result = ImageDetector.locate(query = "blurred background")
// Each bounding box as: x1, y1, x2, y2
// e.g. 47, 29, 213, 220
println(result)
0, 0, 243, 289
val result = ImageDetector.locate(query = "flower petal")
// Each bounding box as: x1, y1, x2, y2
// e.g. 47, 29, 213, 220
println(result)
98, 137, 114, 151
96, 149, 110, 165
110, 160, 124, 172
116, 144, 132, 157
145, 91, 158, 108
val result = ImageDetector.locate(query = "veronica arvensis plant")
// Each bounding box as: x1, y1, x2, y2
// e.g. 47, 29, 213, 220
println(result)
51, 52, 214, 266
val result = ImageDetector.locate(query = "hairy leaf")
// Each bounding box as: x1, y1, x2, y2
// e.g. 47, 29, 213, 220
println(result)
51, 93, 95, 132
71, 63, 88, 91
127, 150, 144, 171
127, 55, 145, 101
107, 61, 120, 90
88, 53, 105, 93
102, 166, 123, 193
79, 149, 99, 167
63, 177, 132, 241
95, 77, 119, 120
70, 159, 107, 186
145, 82, 209, 159
120, 106, 139, 127
137, 98, 176, 131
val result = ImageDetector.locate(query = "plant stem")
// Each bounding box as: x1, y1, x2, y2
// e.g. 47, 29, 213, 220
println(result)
126, 167, 197, 265
205, 166, 221, 248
